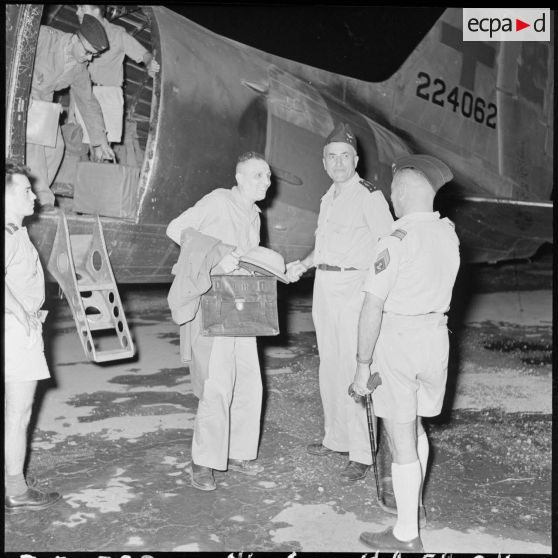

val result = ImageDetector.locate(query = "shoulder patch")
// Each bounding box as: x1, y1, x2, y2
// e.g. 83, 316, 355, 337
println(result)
374, 248, 390, 274
390, 228, 407, 240
5, 223, 18, 235
359, 178, 378, 193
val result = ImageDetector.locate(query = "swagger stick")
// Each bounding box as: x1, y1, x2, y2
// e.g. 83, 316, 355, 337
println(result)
349, 372, 388, 509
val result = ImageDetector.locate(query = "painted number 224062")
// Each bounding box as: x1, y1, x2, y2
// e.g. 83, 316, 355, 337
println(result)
415, 71, 497, 130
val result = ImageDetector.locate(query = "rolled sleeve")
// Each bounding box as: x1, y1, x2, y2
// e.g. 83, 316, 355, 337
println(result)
121, 28, 148, 63
363, 237, 400, 301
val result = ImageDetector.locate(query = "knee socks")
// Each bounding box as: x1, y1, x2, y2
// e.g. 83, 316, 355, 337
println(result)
5, 473, 28, 497
392, 460, 421, 541
417, 432, 429, 506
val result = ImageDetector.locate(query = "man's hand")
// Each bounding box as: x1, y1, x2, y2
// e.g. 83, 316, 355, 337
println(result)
147, 59, 160, 78
219, 252, 240, 274
286, 260, 307, 282
350, 362, 372, 399
91, 141, 115, 162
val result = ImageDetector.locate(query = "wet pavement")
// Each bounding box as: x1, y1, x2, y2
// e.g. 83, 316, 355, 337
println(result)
4, 253, 553, 554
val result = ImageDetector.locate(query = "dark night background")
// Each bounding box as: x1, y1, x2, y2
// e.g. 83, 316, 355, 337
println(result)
163, 5, 446, 82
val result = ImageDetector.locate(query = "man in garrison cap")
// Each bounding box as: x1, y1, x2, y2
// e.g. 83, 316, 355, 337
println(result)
351, 154, 460, 551
26, 14, 114, 210
286, 122, 394, 482
73, 5, 160, 146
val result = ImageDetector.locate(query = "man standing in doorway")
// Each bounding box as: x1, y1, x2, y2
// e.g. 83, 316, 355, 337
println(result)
74, 5, 160, 146
26, 15, 113, 209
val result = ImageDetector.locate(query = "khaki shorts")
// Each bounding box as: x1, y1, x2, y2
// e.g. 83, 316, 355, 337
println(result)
371, 313, 449, 423
4, 314, 50, 383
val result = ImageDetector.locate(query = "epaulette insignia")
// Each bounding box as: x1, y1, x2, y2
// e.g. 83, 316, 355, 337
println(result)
390, 229, 407, 240
5, 223, 18, 235
374, 249, 390, 274
359, 179, 377, 193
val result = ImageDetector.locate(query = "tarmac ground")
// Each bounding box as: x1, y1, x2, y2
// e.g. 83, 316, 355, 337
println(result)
4, 246, 553, 554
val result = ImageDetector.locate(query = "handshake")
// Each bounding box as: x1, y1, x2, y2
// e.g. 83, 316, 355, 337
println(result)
286, 260, 309, 283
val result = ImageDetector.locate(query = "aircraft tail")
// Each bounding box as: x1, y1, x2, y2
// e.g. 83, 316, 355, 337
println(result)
385, 8, 553, 203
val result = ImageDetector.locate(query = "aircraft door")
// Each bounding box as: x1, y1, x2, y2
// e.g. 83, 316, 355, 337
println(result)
264, 66, 335, 259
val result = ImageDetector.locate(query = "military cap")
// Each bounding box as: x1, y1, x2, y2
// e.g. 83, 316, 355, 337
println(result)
392, 154, 453, 193
78, 14, 109, 53
324, 122, 356, 149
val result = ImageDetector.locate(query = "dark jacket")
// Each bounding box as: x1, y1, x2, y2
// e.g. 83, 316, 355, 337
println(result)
167, 227, 234, 326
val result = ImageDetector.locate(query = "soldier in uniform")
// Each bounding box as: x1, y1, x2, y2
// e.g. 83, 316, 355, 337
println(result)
26, 14, 114, 210
352, 155, 460, 551
287, 122, 394, 481
166, 152, 271, 491
74, 5, 160, 145
4, 161, 62, 514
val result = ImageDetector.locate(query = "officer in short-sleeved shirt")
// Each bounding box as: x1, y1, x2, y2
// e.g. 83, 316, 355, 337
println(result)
4, 162, 61, 514
354, 154, 460, 552
286, 122, 394, 482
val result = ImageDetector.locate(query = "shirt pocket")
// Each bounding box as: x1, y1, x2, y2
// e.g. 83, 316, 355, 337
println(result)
327, 221, 366, 255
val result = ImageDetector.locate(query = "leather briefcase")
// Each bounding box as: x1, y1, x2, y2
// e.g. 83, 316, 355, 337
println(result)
74, 161, 139, 219
201, 275, 279, 337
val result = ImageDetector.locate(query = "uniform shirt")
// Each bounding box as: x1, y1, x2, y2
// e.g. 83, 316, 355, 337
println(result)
167, 187, 261, 256
314, 172, 393, 269
87, 18, 148, 87
31, 26, 106, 146
363, 212, 460, 315
5, 225, 45, 314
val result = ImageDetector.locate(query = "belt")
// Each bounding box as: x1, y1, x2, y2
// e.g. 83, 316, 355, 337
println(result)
316, 264, 358, 272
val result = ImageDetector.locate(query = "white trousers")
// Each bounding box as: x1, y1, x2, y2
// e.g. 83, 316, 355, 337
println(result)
191, 334, 262, 471
312, 269, 372, 465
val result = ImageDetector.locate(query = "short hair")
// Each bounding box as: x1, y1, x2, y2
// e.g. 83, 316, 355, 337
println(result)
236, 151, 266, 173
237, 151, 266, 165
5, 160, 31, 190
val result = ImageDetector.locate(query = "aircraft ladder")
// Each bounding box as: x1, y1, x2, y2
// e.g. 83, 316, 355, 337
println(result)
47, 212, 135, 363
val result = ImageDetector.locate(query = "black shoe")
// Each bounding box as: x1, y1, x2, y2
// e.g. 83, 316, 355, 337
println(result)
340, 460, 370, 482
189, 463, 216, 491
5, 487, 61, 514
360, 526, 423, 552
306, 443, 348, 456
228, 458, 264, 475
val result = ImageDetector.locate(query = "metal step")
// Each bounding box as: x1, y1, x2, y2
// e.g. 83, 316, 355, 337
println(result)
47, 212, 135, 363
